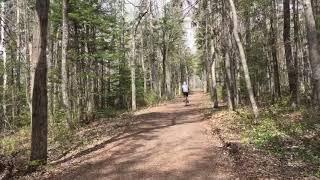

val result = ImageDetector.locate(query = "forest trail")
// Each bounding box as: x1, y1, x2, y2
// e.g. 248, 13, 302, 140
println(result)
49, 92, 235, 180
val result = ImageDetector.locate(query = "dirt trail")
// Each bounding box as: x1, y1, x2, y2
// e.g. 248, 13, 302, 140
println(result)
49, 92, 235, 180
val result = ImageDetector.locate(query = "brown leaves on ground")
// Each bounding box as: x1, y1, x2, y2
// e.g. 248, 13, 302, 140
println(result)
208, 107, 320, 179
1, 112, 137, 179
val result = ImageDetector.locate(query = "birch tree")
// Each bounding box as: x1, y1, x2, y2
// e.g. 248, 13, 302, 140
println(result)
1, 1, 7, 125
228, 0, 259, 118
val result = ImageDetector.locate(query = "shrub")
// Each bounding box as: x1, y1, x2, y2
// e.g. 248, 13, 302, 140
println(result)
144, 90, 160, 106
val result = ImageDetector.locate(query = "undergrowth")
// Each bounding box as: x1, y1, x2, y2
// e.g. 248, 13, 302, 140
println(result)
237, 100, 320, 177
0, 127, 31, 156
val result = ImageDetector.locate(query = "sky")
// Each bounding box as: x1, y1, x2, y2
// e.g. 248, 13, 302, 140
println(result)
126, 0, 197, 54
183, 0, 197, 54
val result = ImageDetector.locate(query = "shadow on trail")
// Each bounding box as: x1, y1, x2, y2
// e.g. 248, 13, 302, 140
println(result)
50, 109, 233, 179
49, 93, 235, 179
51, 106, 213, 166
57, 146, 232, 180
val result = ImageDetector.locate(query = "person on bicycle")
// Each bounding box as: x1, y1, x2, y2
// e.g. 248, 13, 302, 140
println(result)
182, 81, 189, 105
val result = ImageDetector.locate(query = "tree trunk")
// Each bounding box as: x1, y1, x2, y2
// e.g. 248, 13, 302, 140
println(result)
15, 0, 21, 118
148, 11, 158, 94
161, 6, 168, 98
225, 42, 235, 111
293, 0, 300, 103
131, 33, 137, 111
24, 1, 32, 117
211, 59, 218, 108
85, 26, 94, 118
1, 2, 8, 128
162, 38, 167, 98
140, 33, 147, 94
30, 0, 49, 164
304, 0, 320, 106
27, 42, 32, 115
228, 0, 259, 118
205, 12, 211, 94
270, 0, 281, 100
211, 39, 219, 108
283, 0, 298, 106
165, 44, 172, 97
61, 0, 72, 128
203, 69, 207, 93
48, 32, 55, 118
235, 55, 241, 105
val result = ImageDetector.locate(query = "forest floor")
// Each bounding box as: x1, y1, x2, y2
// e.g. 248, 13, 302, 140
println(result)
7, 92, 320, 179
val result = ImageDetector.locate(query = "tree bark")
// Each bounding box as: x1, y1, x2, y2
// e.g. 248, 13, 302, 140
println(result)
205, 10, 211, 94
61, 0, 72, 128
1, 2, 8, 127
162, 34, 167, 97
283, 0, 298, 106
228, 0, 259, 118
211, 39, 219, 108
30, 0, 49, 164
211, 59, 218, 108
225, 45, 235, 111
293, 0, 300, 103
140, 33, 147, 94
130, 32, 137, 111
24, 1, 32, 118
270, 0, 281, 100
304, 0, 320, 106
203, 69, 207, 93
15, 0, 21, 118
